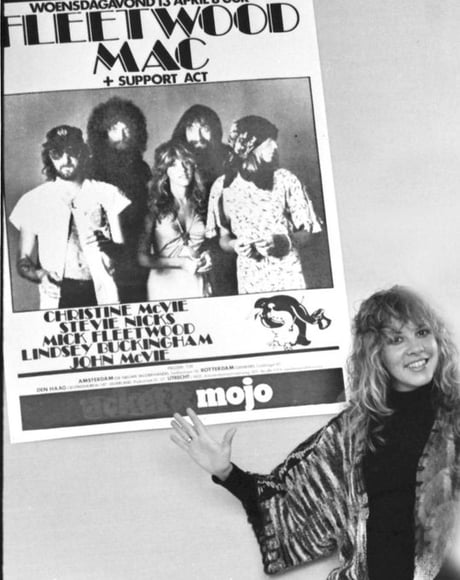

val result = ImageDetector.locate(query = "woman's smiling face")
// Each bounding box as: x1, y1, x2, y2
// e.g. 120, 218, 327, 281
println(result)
381, 319, 439, 392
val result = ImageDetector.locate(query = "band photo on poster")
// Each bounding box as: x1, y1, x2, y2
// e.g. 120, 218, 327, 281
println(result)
5, 77, 333, 312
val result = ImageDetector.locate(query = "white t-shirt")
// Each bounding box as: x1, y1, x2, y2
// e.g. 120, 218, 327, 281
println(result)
10, 178, 130, 309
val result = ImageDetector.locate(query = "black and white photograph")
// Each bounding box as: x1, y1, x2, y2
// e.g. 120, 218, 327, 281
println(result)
5, 77, 333, 313
4, 1, 459, 579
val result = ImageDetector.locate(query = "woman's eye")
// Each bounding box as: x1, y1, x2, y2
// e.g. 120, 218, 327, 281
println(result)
387, 335, 403, 345
417, 328, 431, 337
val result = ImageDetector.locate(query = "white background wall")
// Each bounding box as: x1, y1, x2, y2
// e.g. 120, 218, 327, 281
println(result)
4, 1, 460, 579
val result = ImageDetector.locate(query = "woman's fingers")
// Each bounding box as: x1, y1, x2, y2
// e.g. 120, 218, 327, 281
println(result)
170, 432, 190, 451
171, 419, 194, 441
172, 413, 196, 440
172, 409, 235, 449
170, 419, 188, 441
186, 408, 206, 435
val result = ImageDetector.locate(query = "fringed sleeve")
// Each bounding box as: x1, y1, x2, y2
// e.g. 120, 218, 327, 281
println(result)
214, 413, 349, 575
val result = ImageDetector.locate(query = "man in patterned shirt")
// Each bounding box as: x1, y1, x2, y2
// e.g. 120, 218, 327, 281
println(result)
206, 116, 322, 294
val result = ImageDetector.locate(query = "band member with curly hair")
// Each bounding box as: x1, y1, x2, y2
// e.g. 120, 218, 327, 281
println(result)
171, 286, 460, 580
87, 97, 151, 303
138, 140, 212, 300
207, 115, 322, 294
172, 104, 237, 296
9, 125, 129, 309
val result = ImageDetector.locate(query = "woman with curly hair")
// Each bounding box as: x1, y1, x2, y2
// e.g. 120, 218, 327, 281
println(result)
138, 140, 212, 300
171, 286, 460, 579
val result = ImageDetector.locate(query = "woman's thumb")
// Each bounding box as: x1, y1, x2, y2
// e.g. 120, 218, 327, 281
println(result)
223, 427, 237, 447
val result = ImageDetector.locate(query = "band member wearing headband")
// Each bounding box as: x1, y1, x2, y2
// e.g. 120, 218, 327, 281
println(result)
206, 115, 322, 294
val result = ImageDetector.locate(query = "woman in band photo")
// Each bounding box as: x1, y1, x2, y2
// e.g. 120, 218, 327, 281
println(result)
171, 286, 460, 580
138, 140, 212, 301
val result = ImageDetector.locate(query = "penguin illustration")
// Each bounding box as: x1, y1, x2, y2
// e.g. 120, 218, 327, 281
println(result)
254, 295, 331, 350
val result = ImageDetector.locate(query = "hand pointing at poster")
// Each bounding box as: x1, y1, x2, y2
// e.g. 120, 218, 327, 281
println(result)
171, 408, 236, 481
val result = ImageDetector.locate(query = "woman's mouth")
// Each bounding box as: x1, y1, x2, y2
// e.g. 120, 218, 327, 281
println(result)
405, 358, 429, 371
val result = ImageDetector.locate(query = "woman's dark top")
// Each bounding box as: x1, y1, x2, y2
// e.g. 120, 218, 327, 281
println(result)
363, 382, 436, 580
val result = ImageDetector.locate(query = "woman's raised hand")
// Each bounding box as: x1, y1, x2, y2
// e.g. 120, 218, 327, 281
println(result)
171, 408, 236, 480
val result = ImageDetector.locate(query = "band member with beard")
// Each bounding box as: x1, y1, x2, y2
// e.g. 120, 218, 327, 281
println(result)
171, 104, 230, 192
87, 97, 151, 303
171, 104, 237, 296
206, 116, 322, 294
9, 125, 130, 309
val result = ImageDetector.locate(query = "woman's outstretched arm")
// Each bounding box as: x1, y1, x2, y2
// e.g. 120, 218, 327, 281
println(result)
170, 408, 346, 575
170, 408, 236, 481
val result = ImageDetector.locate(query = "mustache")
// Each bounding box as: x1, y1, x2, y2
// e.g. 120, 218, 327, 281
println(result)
189, 139, 209, 147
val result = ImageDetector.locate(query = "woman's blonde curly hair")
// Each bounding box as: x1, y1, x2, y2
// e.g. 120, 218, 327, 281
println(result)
347, 285, 460, 455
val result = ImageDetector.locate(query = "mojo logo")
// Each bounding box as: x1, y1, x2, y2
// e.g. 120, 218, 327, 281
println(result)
196, 377, 273, 411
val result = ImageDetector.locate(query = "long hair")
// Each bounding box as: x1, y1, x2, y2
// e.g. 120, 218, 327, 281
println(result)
149, 140, 207, 220
87, 97, 148, 154
348, 285, 460, 455
86, 98, 151, 204
171, 104, 223, 144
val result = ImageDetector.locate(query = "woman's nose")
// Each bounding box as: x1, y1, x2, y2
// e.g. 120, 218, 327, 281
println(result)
407, 336, 425, 353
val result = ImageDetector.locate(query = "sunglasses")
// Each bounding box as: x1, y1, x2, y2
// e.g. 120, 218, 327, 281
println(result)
49, 145, 82, 160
